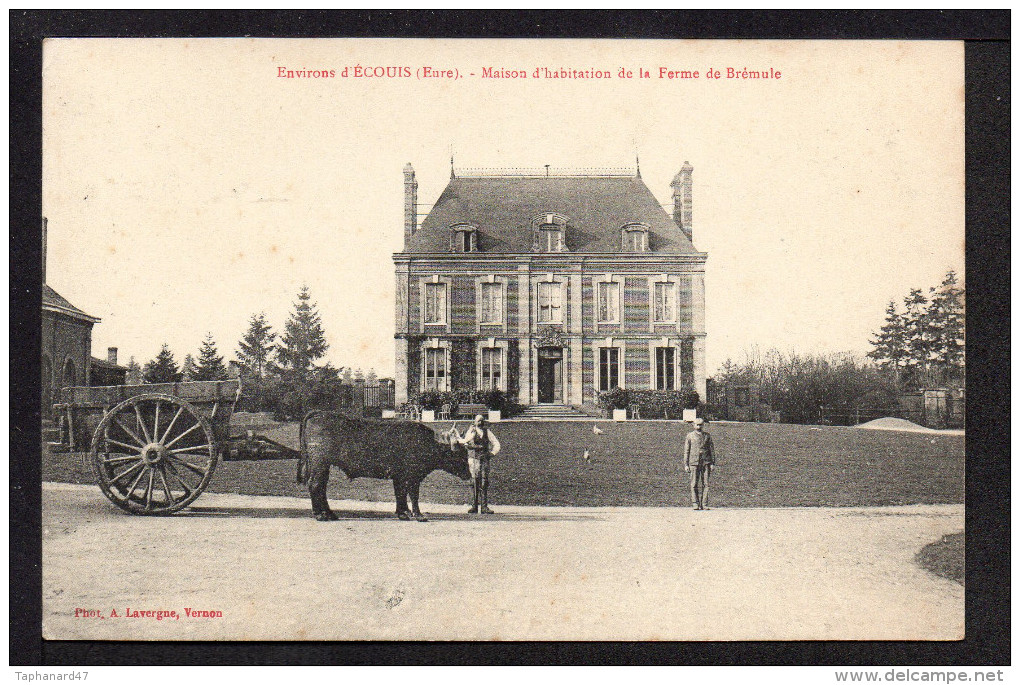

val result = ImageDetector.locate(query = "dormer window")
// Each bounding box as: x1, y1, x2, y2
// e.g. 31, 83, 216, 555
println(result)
531, 213, 569, 253
540, 226, 562, 252
450, 223, 478, 252
622, 223, 650, 252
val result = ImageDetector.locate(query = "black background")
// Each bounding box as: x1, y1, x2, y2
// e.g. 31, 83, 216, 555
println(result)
10, 10, 1009, 666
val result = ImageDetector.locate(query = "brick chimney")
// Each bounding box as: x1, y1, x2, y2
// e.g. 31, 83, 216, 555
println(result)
107, 347, 118, 365
403, 163, 418, 246
670, 161, 694, 242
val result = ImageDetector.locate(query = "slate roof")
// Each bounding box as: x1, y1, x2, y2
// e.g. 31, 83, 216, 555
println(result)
403, 175, 698, 254
42, 284, 100, 323
91, 356, 127, 371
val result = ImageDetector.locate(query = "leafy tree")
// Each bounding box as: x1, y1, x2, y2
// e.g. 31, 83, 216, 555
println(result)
125, 356, 143, 385
365, 369, 378, 385
181, 354, 198, 382
142, 344, 182, 384
276, 286, 328, 373
194, 333, 228, 381
235, 312, 276, 378
711, 348, 898, 425
867, 300, 909, 383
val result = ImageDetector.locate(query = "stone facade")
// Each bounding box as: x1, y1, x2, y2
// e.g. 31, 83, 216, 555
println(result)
393, 164, 707, 408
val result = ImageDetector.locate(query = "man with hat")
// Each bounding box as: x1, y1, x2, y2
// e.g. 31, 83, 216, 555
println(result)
459, 414, 501, 514
683, 417, 716, 510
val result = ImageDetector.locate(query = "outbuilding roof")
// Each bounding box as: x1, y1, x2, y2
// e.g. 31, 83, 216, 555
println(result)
403, 175, 697, 254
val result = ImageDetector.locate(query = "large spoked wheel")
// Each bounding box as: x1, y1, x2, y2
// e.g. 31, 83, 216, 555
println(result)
90, 393, 218, 515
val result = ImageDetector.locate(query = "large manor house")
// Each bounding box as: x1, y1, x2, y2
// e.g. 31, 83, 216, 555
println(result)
393, 162, 707, 410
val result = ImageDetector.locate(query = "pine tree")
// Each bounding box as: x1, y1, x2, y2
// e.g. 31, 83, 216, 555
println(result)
142, 344, 182, 384
926, 270, 965, 382
181, 354, 198, 382
867, 300, 909, 382
194, 333, 228, 381
276, 286, 329, 374
901, 288, 934, 380
235, 312, 276, 378
365, 369, 378, 385
125, 356, 143, 385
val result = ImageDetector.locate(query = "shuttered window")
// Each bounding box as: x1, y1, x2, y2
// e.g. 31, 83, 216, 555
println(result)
599, 347, 620, 391
538, 282, 562, 323
598, 282, 620, 323
480, 347, 502, 389
424, 348, 447, 390
424, 283, 447, 324
655, 347, 675, 390
654, 282, 675, 322
480, 282, 502, 324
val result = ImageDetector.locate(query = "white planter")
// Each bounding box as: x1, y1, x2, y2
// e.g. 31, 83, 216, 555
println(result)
612, 408, 627, 422
421, 409, 436, 423
487, 410, 501, 423
683, 409, 697, 422
381, 409, 396, 419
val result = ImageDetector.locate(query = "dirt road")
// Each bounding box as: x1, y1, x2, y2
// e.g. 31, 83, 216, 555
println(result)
42, 482, 963, 641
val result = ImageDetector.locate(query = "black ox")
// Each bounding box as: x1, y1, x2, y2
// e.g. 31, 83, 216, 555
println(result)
296, 411, 470, 521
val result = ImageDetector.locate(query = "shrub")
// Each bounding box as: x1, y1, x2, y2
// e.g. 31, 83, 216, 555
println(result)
482, 389, 506, 411
626, 390, 687, 419
680, 387, 701, 410
598, 387, 630, 411
417, 390, 447, 411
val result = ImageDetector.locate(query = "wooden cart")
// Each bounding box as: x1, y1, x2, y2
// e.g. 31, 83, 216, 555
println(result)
53, 380, 300, 515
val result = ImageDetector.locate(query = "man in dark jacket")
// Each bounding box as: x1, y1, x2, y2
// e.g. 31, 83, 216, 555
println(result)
458, 414, 501, 514
683, 418, 716, 510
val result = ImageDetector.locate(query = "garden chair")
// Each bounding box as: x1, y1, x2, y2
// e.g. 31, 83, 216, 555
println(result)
628, 404, 641, 420
438, 403, 452, 420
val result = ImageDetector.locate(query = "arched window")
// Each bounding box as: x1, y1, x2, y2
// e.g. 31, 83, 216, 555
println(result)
63, 357, 77, 388
621, 223, 650, 252
41, 355, 53, 413
450, 224, 478, 252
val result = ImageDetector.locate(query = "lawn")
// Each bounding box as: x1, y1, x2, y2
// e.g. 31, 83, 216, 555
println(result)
44, 420, 964, 509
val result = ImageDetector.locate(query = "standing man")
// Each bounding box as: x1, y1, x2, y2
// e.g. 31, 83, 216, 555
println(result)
460, 414, 501, 514
683, 418, 716, 510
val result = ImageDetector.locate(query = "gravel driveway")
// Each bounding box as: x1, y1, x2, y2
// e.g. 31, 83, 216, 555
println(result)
42, 482, 963, 641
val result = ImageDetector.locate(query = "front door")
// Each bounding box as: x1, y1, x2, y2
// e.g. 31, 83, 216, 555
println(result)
537, 347, 563, 403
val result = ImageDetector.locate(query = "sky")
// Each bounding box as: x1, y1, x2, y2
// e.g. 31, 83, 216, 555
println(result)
41, 39, 964, 377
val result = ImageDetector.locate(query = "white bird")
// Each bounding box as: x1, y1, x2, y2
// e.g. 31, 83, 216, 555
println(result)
593, 425, 604, 435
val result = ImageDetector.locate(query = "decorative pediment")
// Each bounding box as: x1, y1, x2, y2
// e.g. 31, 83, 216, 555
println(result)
533, 326, 568, 349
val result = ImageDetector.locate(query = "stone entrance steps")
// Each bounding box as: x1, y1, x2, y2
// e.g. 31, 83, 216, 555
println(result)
513, 405, 592, 421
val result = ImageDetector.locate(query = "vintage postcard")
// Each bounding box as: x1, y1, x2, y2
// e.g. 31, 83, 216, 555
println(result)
40, 38, 964, 641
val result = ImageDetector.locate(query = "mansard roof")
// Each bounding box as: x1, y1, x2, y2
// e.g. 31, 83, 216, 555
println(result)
403, 175, 697, 254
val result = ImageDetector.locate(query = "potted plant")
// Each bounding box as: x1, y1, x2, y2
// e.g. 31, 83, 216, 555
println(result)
483, 389, 505, 423
680, 387, 700, 422
419, 390, 443, 422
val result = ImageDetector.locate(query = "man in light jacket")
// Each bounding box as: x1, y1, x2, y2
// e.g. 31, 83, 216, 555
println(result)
683, 418, 716, 510
459, 414, 501, 514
